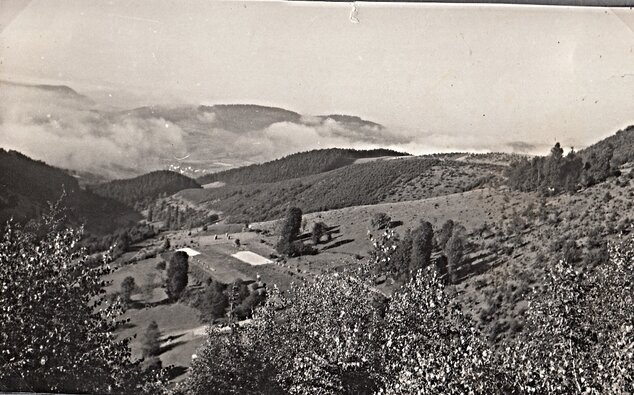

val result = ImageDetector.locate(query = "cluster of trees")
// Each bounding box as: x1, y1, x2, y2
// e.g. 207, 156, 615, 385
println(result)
197, 148, 409, 186
370, 216, 466, 283
0, 208, 165, 393
89, 170, 201, 209
275, 207, 328, 256
506, 142, 620, 194
195, 279, 266, 322
180, 232, 634, 395
83, 223, 157, 258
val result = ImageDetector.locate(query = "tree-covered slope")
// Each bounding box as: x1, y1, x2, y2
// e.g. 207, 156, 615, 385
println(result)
0, 149, 140, 234
90, 170, 201, 208
182, 157, 502, 223
580, 124, 634, 166
197, 148, 409, 186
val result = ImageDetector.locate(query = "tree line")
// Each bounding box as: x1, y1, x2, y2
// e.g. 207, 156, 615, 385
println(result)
506, 142, 620, 194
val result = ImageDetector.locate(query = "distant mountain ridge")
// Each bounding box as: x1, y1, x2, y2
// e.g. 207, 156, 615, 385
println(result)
124, 104, 384, 134
0, 79, 91, 102
0, 149, 139, 234
197, 148, 409, 186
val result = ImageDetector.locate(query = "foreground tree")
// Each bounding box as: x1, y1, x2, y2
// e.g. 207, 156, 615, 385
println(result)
377, 266, 496, 394
257, 275, 383, 394
0, 210, 164, 393
499, 235, 634, 394
181, 325, 282, 395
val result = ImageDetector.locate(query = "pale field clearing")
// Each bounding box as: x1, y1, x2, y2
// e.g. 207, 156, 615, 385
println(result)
231, 250, 273, 266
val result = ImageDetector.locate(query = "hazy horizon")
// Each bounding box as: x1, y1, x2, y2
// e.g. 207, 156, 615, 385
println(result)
1, 0, 633, 176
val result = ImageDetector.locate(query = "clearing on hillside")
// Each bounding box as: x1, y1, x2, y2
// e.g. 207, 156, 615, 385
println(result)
231, 251, 273, 266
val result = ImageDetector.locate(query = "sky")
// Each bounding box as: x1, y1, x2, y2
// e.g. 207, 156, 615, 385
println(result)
0, 0, 633, 173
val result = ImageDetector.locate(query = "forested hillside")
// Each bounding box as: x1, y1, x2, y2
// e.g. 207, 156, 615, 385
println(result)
183, 157, 501, 223
506, 125, 633, 194
90, 170, 201, 208
197, 148, 409, 185
0, 149, 139, 234
580, 124, 634, 166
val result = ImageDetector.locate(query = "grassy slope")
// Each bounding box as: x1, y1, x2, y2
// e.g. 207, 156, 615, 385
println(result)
250, 167, 633, 339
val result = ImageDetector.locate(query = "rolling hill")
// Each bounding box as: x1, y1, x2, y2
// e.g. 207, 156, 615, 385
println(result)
0, 149, 140, 234
197, 148, 409, 186
89, 170, 201, 208
180, 156, 503, 223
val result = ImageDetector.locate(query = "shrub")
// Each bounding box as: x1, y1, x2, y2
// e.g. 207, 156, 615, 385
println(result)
370, 212, 392, 230
311, 222, 328, 244
437, 219, 454, 250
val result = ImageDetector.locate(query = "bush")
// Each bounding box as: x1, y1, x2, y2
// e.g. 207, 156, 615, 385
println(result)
311, 222, 328, 244
370, 212, 391, 230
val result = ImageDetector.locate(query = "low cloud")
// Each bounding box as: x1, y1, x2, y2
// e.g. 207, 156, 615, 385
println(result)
1, 82, 555, 180
0, 83, 188, 179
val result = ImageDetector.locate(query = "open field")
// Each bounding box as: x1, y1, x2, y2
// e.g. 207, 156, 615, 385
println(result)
232, 251, 273, 265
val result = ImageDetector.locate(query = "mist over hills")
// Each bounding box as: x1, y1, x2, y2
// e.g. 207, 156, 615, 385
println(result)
0, 80, 401, 180
0, 79, 588, 183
